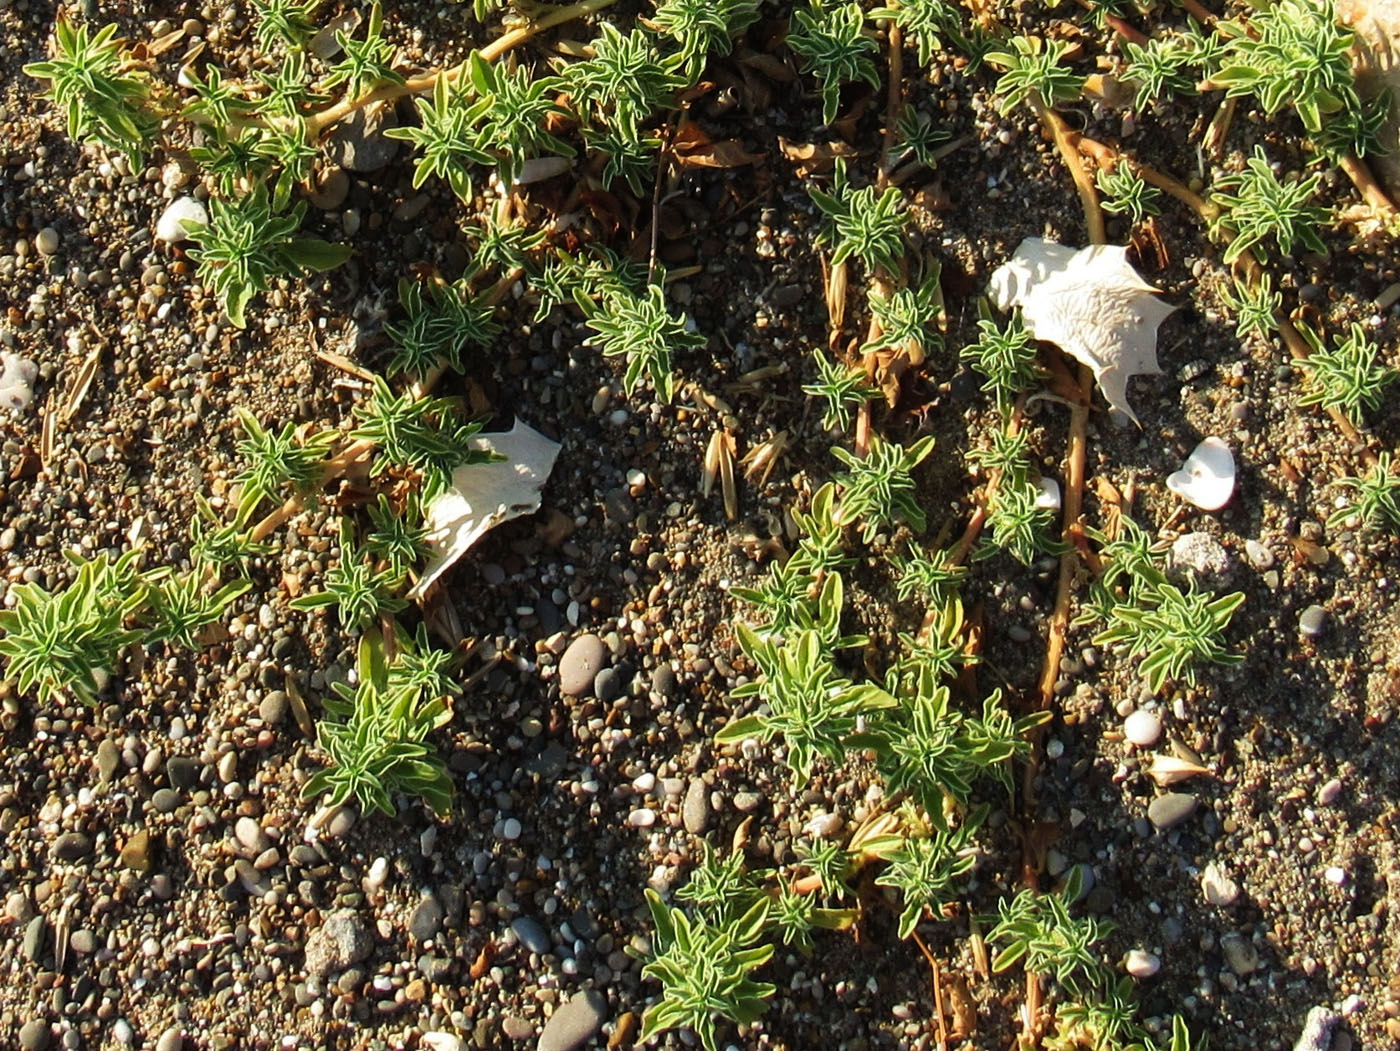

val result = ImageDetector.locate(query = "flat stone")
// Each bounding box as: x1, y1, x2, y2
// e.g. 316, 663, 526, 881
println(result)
23, 916, 46, 961
70, 929, 97, 954
502, 1015, 534, 1041
326, 100, 400, 172
305, 910, 374, 976
152, 789, 180, 814
1147, 792, 1197, 830
559, 634, 607, 697
510, 916, 551, 955
52, 832, 93, 862
166, 755, 199, 790
683, 778, 710, 834
19, 1019, 50, 1051
592, 666, 623, 703
1220, 931, 1259, 976
409, 893, 445, 943
96, 738, 122, 782
538, 989, 607, 1051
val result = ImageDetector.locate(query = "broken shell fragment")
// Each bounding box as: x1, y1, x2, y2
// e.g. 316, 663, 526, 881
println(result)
1145, 753, 1214, 787
1166, 436, 1235, 511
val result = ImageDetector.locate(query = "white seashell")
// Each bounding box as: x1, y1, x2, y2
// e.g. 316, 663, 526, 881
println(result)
155, 195, 207, 243
0, 351, 39, 411
1166, 436, 1235, 510
1035, 476, 1062, 511
1146, 753, 1213, 787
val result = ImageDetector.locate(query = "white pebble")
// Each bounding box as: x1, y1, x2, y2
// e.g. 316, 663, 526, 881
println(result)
365, 856, 389, 890
0, 351, 38, 411
1324, 866, 1347, 885
804, 811, 843, 838
1201, 860, 1240, 906
627, 808, 656, 828
1124, 949, 1161, 978
1317, 778, 1343, 806
1044, 738, 1064, 759
631, 772, 656, 794
155, 196, 207, 243
626, 468, 647, 488
1124, 709, 1162, 747
501, 817, 522, 840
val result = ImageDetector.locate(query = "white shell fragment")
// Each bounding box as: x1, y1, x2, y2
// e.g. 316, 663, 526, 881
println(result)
989, 237, 1175, 425
1034, 476, 1062, 512
155, 195, 208, 243
409, 421, 562, 599
1166, 437, 1236, 511
0, 351, 38, 411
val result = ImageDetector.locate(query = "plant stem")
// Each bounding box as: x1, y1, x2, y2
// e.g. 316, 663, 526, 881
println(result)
303, 0, 619, 137
1340, 152, 1398, 215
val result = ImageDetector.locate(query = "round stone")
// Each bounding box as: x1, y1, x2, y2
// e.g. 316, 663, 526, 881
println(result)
1124, 949, 1161, 978
1147, 792, 1197, 830
1220, 932, 1259, 975
1123, 709, 1162, 747
409, 894, 444, 943
52, 832, 93, 862
235, 817, 270, 854
304, 910, 374, 976
19, 1019, 50, 1051
559, 634, 607, 697
510, 916, 551, 955
35, 228, 59, 256
259, 691, 288, 725
538, 990, 607, 1051
1299, 604, 1327, 638
155, 196, 207, 243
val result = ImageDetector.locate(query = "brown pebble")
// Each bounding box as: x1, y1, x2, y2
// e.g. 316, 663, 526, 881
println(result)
608, 1012, 637, 1049
120, 830, 152, 873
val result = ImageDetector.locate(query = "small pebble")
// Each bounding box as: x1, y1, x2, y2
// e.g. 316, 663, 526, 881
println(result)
1124, 949, 1161, 978
1202, 861, 1240, 906
501, 818, 522, 841
1147, 792, 1197, 830
1299, 605, 1327, 638
155, 197, 207, 243
1123, 709, 1162, 747
35, 227, 59, 256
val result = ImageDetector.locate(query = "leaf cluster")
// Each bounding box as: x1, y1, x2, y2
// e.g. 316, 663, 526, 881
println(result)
808, 159, 908, 276
986, 35, 1086, 114
1208, 145, 1327, 266
831, 433, 936, 542
787, 0, 881, 124
1295, 321, 1398, 426
578, 283, 705, 405
1077, 516, 1245, 693
1328, 452, 1400, 534
302, 628, 456, 817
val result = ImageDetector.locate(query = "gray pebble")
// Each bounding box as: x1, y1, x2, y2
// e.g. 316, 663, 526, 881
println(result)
1147, 792, 1197, 830
96, 739, 121, 782
326, 103, 400, 172
23, 915, 45, 962
733, 790, 762, 813
511, 916, 551, 955
1220, 931, 1259, 975
683, 779, 710, 834
537, 989, 607, 1051
259, 691, 288, 725
651, 662, 677, 698
1168, 532, 1232, 585
69, 929, 97, 954
409, 893, 445, 943
152, 788, 180, 814
325, 805, 357, 839
502, 1015, 534, 1041
166, 755, 199, 790
52, 832, 93, 862
592, 666, 622, 703
1300, 604, 1327, 638
559, 634, 607, 697
19, 1019, 50, 1051
305, 910, 374, 976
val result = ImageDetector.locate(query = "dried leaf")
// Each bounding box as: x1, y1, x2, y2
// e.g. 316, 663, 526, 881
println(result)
990, 237, 1175, 425
410, 421, 561, 599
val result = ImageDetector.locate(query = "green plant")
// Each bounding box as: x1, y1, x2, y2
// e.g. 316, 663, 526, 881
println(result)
651, 0, 762, 77
988, 867, 1107, 991
889, 107, 953, 172
786, 0, 880, 125
1079, 517, 1245, 693
234, 408, 336, 515
871, 0, 963, 67
23, 19, 157, 166
961, 309, 1039, 410
831, 433, 935, 542
144, 571, 251, 650
351, 376, 497, 498
578, 283, 705, 404
292, 521, 409, 633
252, 0, 319, 52
985, 35, 1086, 114
190, 496, 273, 569
874, 815, 981, 938
1295, 321, 1399, 426
1208, 145, 1327, 265
1218, 273, 1281, 341
718, 622, 893, 784
383, 276, 500, 380
865, 271, 944, 356
182, 65, 255, 128
895, 595, 975, 685
890, 542, 967, 607
983, 473, 1061, 566
563, 23, 688, 140
0, 551, 146, 708
802, 350, 879, 431
1328, 452, 1400, 533
254, 52, 325, 121
303, 629, 455, 817
324, 2, 404, 100
1095, 164, 1162, 225
183, 182, 351, 328
364, 493, 430, 577
808, 159, 908, 275
1212, 0, 1386, 159
638, 890, 775, 1051
1122, 35, 1197, 110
